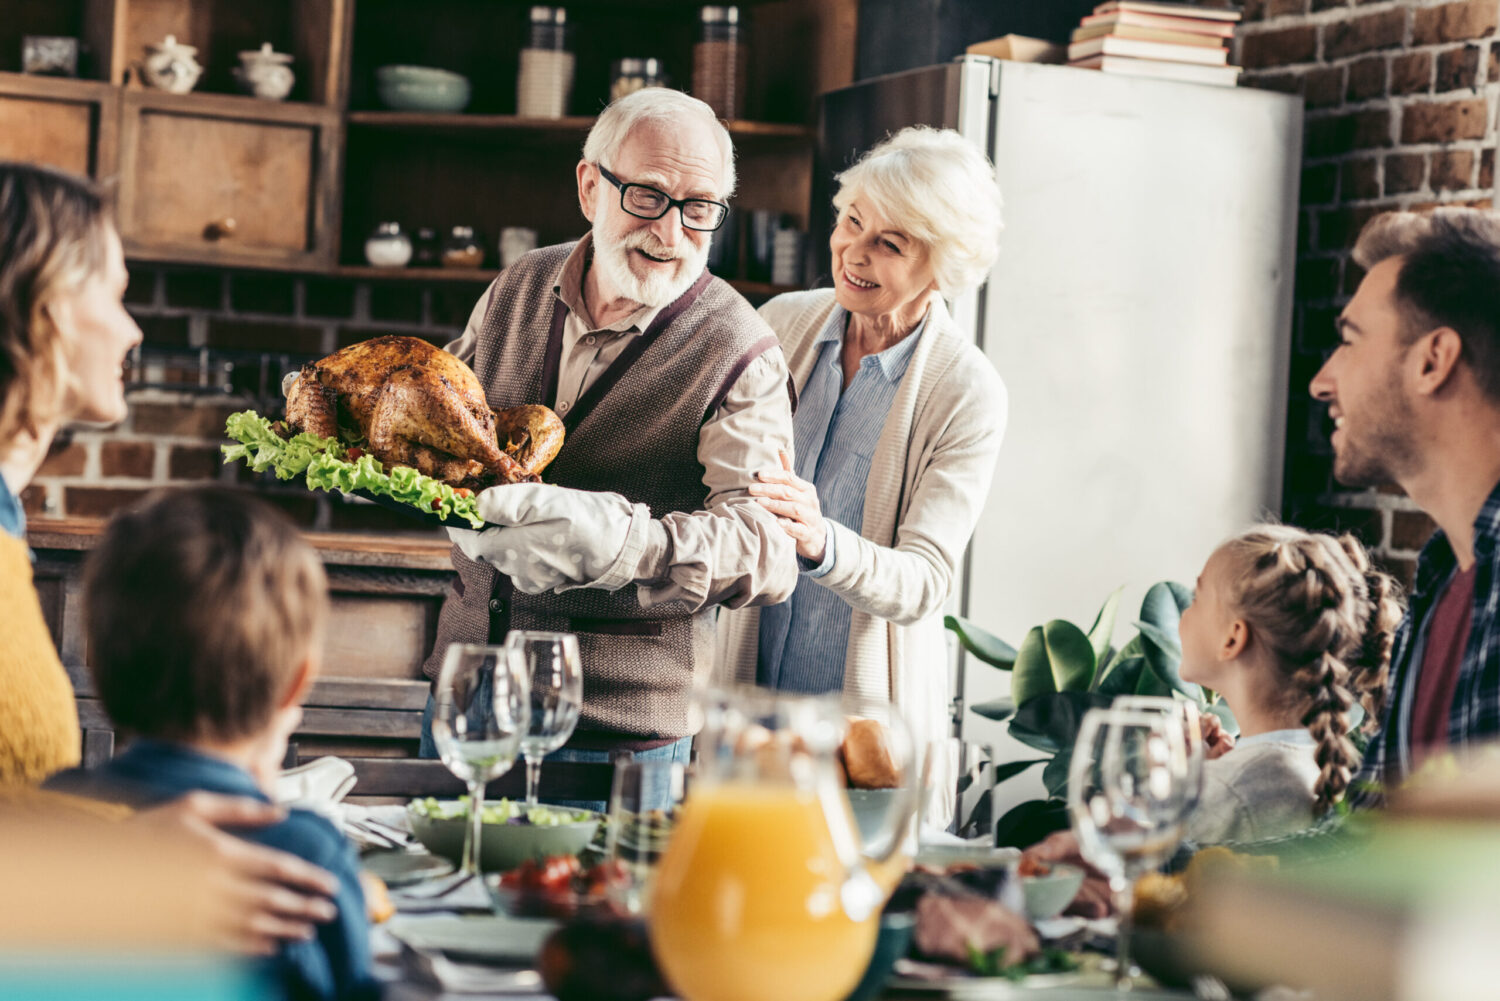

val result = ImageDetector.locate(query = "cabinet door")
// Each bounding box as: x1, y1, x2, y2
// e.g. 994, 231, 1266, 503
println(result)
0, 76, 119, 178
117, 91, 341, 269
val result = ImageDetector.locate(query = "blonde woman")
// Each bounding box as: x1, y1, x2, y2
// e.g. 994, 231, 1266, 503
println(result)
718, 128, 1007, 804
0, 162, 338, 952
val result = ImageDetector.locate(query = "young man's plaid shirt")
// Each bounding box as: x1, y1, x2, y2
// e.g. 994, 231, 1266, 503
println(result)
1349, 477, 1500, 808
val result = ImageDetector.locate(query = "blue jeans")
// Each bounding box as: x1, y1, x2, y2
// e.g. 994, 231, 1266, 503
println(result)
418, 693, 691, 812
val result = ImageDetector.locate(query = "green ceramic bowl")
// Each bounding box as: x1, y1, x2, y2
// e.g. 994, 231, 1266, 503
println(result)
406, 800, 601, 872
1020, 863, 1086, 921
375, 65, 471, 112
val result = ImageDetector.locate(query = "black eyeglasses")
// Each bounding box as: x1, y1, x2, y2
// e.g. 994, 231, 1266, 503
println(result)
596, 164, 730, 232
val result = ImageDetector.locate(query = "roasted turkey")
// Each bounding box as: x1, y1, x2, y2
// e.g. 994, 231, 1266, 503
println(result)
283, 335, 564, 487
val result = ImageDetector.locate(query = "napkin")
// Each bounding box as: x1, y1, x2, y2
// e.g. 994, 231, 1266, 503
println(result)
275, 756, 357, 810
389, 875, 493, 914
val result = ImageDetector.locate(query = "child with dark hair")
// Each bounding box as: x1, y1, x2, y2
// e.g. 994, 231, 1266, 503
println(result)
1177, 525, 1403, 843
46, 486, 378, 1001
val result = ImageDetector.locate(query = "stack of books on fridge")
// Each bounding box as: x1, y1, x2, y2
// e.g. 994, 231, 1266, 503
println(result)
1068, 1, 1242, 87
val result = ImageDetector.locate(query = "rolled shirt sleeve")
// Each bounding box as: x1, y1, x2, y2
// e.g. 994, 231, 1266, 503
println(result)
629, 347, 798, 611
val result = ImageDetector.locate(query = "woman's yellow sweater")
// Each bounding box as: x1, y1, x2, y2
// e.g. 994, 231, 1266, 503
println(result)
0, 531, 80, 786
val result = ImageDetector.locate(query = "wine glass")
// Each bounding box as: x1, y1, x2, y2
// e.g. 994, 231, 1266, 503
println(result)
431, 643, 529, 879
505, 630, 584, 809
1068, 708, 1193, 989
1112, 695, 1206, 815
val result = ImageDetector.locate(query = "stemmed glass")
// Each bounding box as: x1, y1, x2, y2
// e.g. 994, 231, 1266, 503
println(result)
1068, 708, 1194, 989
431, 643, 529, 879
1112, 695, 1207, 817
505, 631, 584, 809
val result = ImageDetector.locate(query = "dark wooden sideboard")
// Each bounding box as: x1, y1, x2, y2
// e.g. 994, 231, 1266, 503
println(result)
29, 517, 452, 776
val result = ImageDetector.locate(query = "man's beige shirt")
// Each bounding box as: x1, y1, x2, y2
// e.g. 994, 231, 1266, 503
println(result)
447, 240, 795, 610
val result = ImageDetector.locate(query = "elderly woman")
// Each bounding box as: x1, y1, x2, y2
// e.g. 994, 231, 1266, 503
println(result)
0, 161, 339, 952
718, 127, 1006, 793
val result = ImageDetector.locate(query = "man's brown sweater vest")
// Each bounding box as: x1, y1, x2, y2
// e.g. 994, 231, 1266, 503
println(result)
423, 242, 779, 742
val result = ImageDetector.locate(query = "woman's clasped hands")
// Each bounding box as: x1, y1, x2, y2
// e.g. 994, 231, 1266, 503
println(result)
750, 451, 829, 564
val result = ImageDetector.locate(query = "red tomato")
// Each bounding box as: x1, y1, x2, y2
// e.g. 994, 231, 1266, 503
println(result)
346, 446, 364, 460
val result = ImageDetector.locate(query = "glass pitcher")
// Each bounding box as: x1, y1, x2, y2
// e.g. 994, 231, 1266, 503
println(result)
649, 691, 917, 1001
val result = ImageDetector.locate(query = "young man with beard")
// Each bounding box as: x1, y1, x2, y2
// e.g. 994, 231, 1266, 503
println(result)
417, 88, 796, 792
1311, 207, 1500, 804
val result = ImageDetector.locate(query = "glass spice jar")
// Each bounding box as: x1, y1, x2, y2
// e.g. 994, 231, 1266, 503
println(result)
693, 6, 746, 121
610, 57, 666, 103
517, 5, 574, 119
441, 225, 485, 269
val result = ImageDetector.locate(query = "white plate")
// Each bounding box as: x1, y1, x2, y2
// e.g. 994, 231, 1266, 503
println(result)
386, 913, 558, 965
362, 850, 455, 888
888, 959, 1189, 999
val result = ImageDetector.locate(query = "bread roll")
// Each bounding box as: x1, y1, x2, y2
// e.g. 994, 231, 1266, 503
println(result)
842, 717, 902, 789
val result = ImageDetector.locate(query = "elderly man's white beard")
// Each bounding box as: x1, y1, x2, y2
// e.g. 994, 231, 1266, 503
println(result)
592, 227, 707, 308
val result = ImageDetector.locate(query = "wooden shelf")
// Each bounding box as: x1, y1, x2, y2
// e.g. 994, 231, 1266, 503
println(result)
334, 264, 496, 283
346, 110, 814, 142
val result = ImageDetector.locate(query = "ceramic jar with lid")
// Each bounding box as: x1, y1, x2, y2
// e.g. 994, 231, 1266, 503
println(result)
140, 35, 203, 94
233, 42, 295, 101
442, 226, 485, 269
365, 222, 414, 268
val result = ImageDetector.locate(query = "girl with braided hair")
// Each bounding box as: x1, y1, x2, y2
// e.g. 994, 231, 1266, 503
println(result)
1177, 524, 1403, 844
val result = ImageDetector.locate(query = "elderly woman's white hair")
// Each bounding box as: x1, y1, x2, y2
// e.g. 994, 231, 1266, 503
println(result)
832, 126, 1002, 296
582, 88, 737, 197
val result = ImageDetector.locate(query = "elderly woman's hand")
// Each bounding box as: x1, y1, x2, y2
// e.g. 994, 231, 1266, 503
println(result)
750, 452, 829, 564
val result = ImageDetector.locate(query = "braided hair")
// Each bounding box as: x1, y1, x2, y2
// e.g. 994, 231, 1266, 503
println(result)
1219, 526, 1403, 815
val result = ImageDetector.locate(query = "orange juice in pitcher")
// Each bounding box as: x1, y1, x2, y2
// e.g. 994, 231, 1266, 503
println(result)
648, 693, 917, 1001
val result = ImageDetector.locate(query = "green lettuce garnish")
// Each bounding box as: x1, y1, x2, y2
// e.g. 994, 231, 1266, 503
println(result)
221, 410, 484, 529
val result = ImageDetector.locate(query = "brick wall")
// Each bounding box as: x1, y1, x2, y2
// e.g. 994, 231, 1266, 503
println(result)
1238, 0, 1500, 586
24, 265, 493, 534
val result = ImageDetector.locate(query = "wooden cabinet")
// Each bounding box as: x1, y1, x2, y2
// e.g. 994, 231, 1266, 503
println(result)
0, 74, 118, 178
116, 90, 341, 268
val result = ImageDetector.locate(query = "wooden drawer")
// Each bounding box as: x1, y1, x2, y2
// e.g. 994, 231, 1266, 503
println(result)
116, 90, 341, 269
0, 73, 118, 178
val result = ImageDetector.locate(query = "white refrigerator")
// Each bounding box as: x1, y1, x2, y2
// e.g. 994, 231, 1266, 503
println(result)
814, 57, 1303, 807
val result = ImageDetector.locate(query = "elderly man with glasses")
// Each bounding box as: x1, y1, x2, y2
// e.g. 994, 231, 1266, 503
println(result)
419, 88, 796, 780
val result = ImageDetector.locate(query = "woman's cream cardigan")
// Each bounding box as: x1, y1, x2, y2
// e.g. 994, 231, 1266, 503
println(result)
717, 288, 1007, 782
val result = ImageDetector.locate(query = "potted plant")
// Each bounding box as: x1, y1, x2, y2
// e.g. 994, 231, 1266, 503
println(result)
946, 582, 1237, 847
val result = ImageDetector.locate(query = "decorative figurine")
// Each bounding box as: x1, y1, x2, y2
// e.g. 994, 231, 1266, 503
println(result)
22, 36, 79, 77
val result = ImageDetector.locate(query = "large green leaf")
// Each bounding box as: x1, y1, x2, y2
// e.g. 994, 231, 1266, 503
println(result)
994, 798, 1070, 849
1042, 750, 1073, 799
1086, 587, 1125, 669
1008, 690, 1112, 755
945, 614, 1019, 670
1096, 634, 1144, 680
994, 758, 1047, 784
1096, 654, 1175, 700
1135, 581, 1202, 700
971, 697, 1016, 723
1012, 620, 1096, 705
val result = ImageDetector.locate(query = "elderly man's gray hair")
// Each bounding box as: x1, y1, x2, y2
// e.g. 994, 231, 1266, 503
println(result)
582, 88, 737, 198
833, 126, 1002, 296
